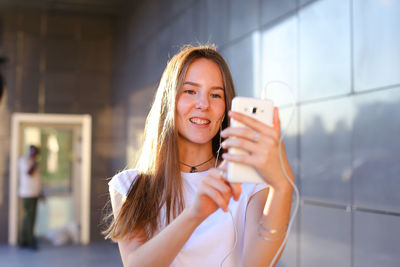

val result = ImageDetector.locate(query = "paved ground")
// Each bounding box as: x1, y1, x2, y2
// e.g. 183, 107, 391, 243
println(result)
0, 241, 122, 267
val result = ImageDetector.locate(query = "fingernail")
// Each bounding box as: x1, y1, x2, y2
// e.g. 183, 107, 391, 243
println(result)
221, 141, 227, 148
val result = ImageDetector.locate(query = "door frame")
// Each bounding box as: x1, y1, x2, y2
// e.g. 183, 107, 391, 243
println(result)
9, 113, 92, 245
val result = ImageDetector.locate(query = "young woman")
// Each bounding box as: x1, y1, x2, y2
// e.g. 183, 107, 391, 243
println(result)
104, 45, 294, 267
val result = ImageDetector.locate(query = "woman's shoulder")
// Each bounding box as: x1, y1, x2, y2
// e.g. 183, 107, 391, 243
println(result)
108, 169, 139, 197
241, 182, 269, 198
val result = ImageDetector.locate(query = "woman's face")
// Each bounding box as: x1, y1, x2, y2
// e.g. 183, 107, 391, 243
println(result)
176, 58, 226, 147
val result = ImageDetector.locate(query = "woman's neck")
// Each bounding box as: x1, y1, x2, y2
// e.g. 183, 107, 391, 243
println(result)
178, 139, 215, 173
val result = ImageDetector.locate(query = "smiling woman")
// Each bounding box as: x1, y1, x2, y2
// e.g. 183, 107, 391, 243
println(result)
103, 44, 294, 267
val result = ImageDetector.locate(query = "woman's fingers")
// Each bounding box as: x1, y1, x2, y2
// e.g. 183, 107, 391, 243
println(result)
217, 159, 228, 170
199, 185, 229, 212
221, 125, 279, 143
273, 107, 281, 133
221, 137, 263, 154
200, 168, 243, 211
222, 151, 256, 168
230, 183, 242, 201
204, 170, 232, 198
222, 109, 281, 141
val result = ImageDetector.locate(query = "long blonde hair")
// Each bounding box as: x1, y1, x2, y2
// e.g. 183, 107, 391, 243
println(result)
104, 44, 236, 241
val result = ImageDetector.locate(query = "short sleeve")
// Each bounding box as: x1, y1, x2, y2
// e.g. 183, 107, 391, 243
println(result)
108, 169, 139, 197
241, 182, 269, 198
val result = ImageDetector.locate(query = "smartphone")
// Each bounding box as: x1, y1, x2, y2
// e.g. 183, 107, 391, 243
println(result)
227, 96, 274, 184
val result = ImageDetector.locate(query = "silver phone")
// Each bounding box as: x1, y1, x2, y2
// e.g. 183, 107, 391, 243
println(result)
227, 96, 274, 184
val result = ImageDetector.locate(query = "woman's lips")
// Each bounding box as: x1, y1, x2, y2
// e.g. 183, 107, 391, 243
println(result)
189, 117, 211, 126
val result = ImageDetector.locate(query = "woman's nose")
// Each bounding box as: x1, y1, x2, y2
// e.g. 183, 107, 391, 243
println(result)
195, 93, 209, 110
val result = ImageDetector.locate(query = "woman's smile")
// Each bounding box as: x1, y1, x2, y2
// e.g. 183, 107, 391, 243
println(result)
189, 117, 211, 126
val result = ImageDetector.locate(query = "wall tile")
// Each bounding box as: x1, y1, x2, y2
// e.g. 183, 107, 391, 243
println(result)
109, 105, 126, 140
20, 14, 41, 36
17, 103, 39, 113
261, 17, 298, 106
0, 107, 10, 137
1, 31, 17, 66
45, 39, 79, 71
191, 0, 208, 44
92, 142, 112, 177
46, 15, 78, 39
261, 0, 297, 26
124, 1, 170, 49
353, 0, 400, 91
170, 0, 196, 17
44, 103, 78, 114
229, 0, 259, 41
1, 13, 19, 33
300, 97, 354, 204
169, 1, 208, 53
354, 211, 400, 267
223, 34, 256, 97
77, 73, 110, 105
206, 0, 230, 47
3, 68, 16, 109
0, 139, 10, 181
80, 17, 112, 41
300, 204, 351, 267
45, 71, 77, 104
299, 0, 351, 101
352, 87, 400, 212
299, 0, 316, 6
19, 68, 40, 106
79, 40, 111, 73
20, 34, 41, 70
144, 27, 172, 85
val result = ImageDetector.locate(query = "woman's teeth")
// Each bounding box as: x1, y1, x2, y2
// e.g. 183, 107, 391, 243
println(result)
190, 118, 210, 125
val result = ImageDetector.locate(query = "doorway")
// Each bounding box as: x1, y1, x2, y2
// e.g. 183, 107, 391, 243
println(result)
9, 113, 92, 245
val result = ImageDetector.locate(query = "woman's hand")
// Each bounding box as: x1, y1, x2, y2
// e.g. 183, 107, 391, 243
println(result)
187, 160, 242, 222
220, 107, 293, 191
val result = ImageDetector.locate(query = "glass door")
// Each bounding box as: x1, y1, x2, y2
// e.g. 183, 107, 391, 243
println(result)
9, 113, 91, 246
20, 125, 78, 242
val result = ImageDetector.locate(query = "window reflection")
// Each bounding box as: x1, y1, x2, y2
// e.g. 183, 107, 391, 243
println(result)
353, 0, 400, 91
300, 98, 354, 204
46, 134, 59, 174
261, 17, 298, 106
299, 0, 351, 101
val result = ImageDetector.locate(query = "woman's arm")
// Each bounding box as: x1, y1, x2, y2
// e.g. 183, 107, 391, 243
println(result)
110, 189, 201, 267
243, 181, 293, 266
110, 167, 241, 267
221, 107, 294, 266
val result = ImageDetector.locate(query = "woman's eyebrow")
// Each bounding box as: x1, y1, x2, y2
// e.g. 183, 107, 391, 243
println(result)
183, 81, 224, 90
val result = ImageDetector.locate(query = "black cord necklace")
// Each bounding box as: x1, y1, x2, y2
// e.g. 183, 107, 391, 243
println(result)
180, 155, 214, 173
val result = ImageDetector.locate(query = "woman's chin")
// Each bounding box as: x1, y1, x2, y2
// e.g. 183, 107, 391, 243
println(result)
181, 136, 214, 146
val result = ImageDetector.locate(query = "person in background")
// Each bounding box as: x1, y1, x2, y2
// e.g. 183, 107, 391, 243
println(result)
18, 145, 41, 250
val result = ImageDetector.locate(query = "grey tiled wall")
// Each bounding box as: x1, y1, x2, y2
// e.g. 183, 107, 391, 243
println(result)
0, 11, 114, 242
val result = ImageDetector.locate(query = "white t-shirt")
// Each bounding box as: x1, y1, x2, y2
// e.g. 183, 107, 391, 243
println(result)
18, 155, 41, 198
109, 169, 268, 267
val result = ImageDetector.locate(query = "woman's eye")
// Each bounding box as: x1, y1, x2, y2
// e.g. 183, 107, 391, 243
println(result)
211, 93, 222, 98
184, 89, 196, 95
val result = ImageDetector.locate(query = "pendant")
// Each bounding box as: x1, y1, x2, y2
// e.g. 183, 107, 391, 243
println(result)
190, 167, 197, 173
